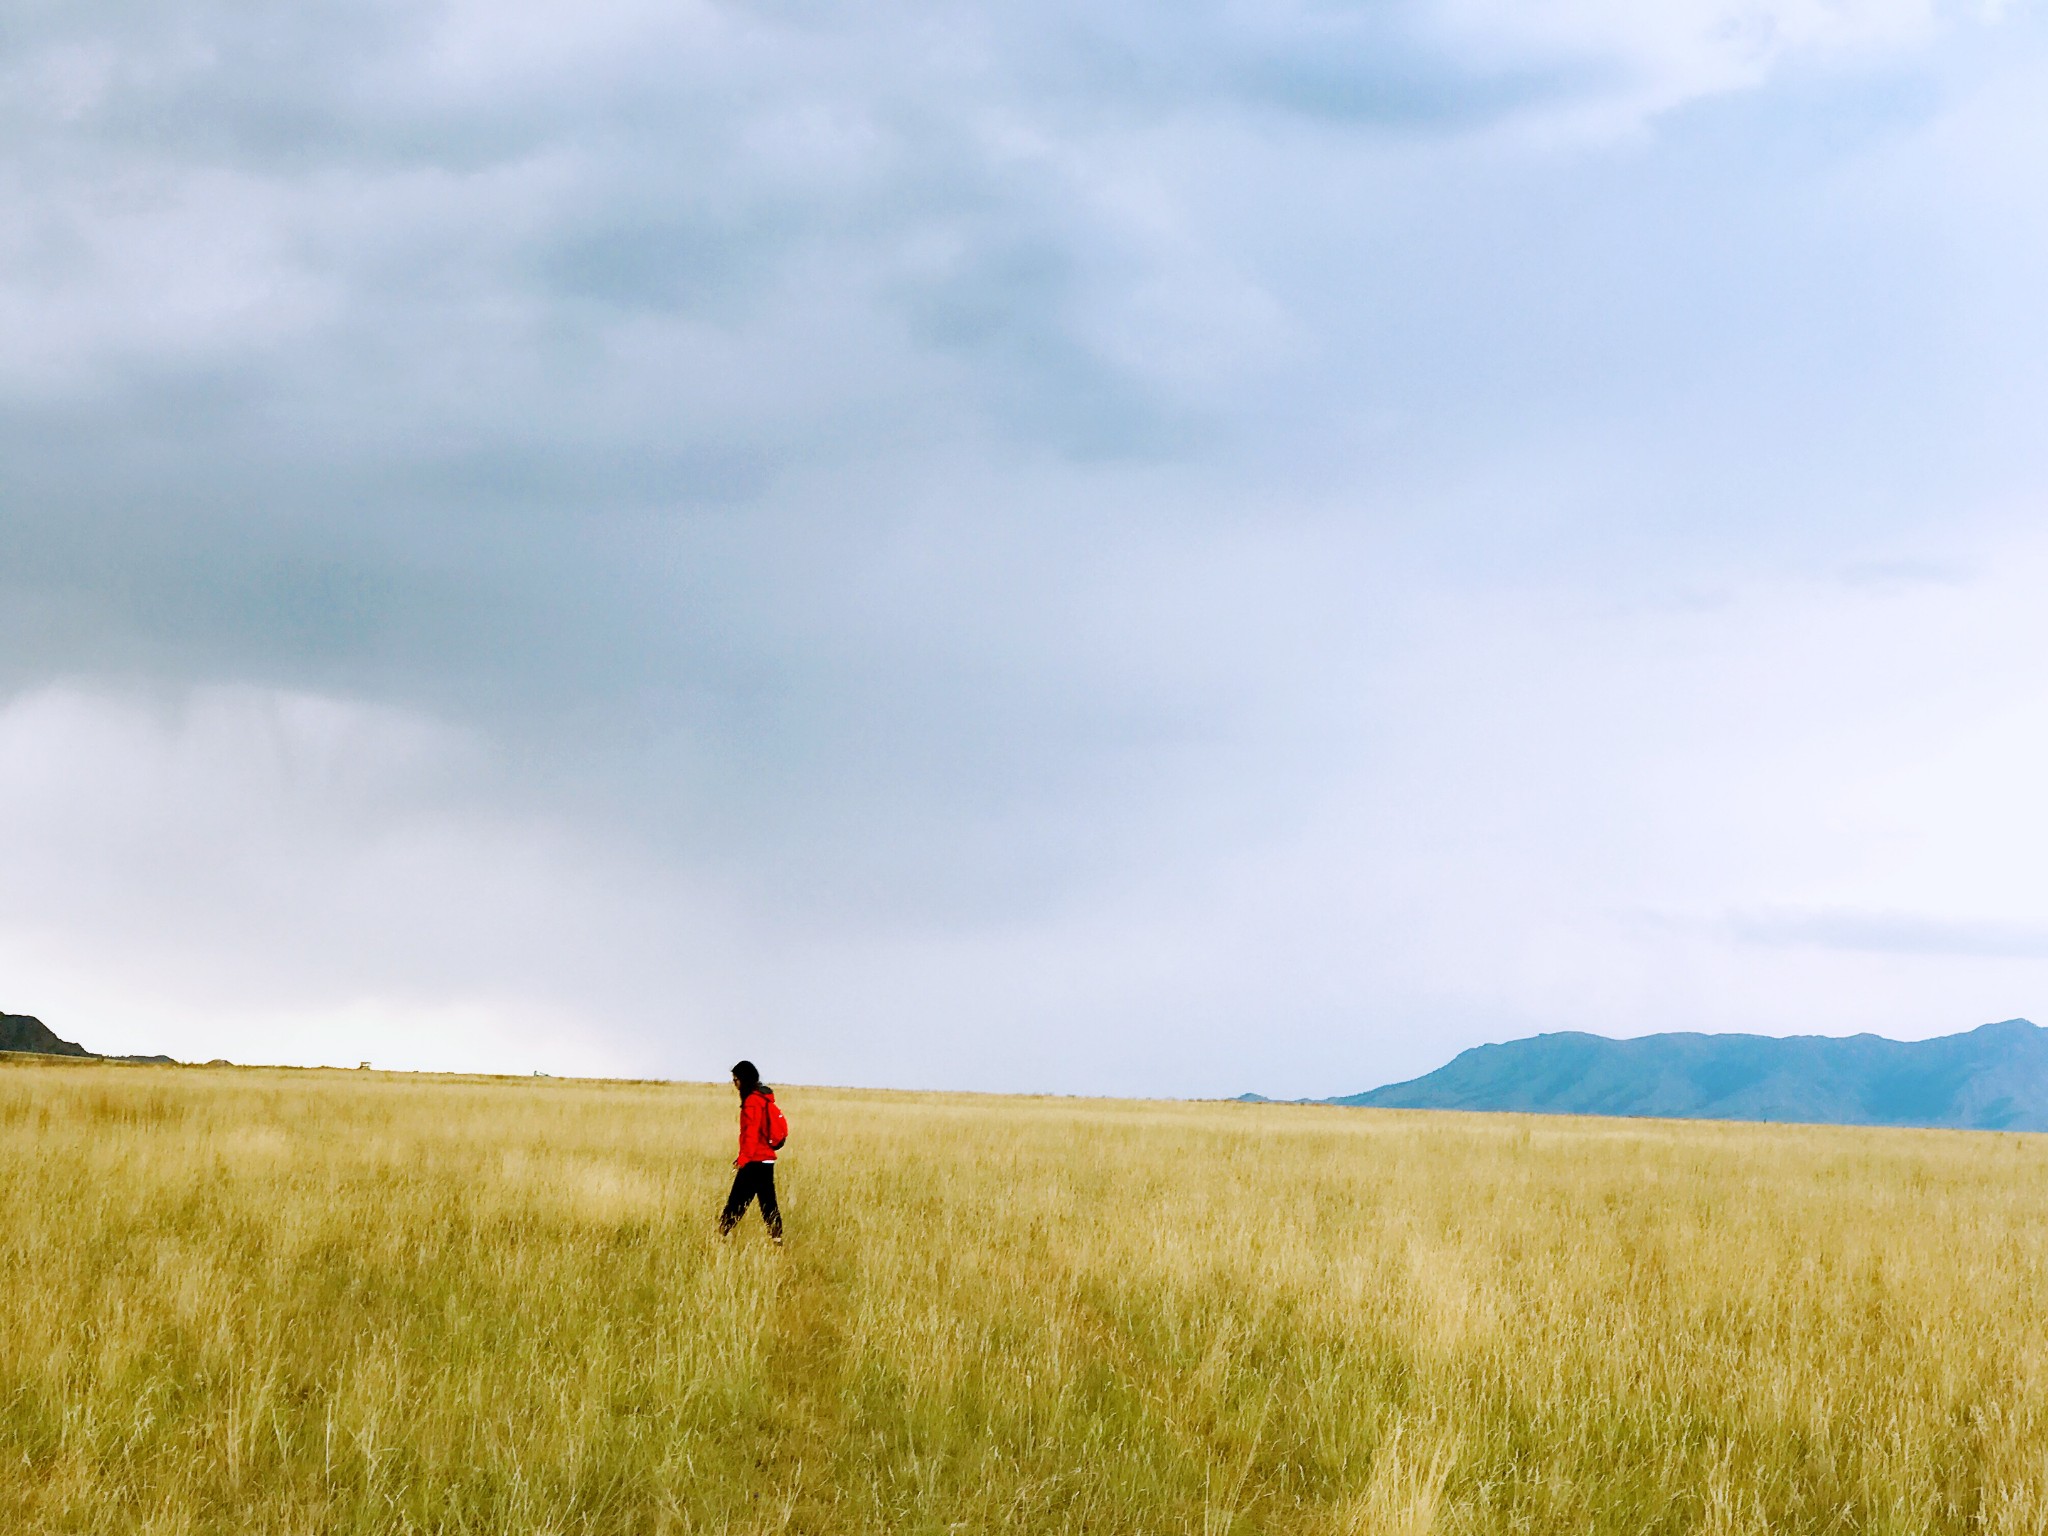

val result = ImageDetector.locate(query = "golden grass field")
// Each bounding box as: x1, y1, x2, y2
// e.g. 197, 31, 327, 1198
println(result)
5, 1059, 2048, 1534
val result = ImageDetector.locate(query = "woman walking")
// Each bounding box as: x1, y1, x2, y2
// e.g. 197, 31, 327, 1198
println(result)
718, 1060, 785, 1244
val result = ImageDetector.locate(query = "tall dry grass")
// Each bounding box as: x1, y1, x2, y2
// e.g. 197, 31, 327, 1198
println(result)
3, 1059, 2047, 1533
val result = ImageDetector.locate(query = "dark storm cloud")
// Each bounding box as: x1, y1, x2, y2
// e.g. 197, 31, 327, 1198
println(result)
5, 0, 1389, 835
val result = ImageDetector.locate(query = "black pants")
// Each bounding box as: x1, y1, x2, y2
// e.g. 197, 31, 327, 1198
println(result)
719, 1160, 782, 1239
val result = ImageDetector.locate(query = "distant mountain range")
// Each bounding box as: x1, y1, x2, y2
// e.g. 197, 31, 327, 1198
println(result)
1, 1012, 172, 1065
1329, 1018, 2048, 1131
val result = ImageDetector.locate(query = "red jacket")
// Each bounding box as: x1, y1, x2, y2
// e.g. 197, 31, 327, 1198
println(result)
735, 1089, 779, 1168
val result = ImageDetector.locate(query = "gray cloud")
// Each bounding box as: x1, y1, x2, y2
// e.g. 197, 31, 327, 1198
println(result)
5, 0, 2048, 1092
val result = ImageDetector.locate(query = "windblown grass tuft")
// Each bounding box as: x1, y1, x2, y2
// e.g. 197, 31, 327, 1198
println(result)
3, 1062, 2046, 1532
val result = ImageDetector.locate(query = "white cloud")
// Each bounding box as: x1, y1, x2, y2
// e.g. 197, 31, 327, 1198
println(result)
0, 163, 339, 392
0, 685, 728, 1072
1427, 0, 1965, 128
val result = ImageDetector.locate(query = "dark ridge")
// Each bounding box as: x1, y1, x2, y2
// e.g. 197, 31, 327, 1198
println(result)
0, 1013, 91, 1058
1331, 1018, 2048, 1131
1, 1012, 174, 1065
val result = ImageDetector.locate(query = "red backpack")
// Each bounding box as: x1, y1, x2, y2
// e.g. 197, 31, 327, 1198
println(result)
763, 1093, 789, 1151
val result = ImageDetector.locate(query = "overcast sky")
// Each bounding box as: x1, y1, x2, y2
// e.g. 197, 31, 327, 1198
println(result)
5, 0, 2048, 1095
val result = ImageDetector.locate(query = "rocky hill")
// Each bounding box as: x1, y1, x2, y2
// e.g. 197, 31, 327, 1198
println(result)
1, 1012, 173, 1064
0, 1012, 92, 1057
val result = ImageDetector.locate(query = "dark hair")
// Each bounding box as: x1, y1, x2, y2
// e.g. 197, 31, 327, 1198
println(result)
730, 1060, 762, 1094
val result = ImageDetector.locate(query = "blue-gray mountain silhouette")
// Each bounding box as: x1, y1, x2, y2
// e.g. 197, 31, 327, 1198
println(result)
1333, 1018, 2048, 1130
